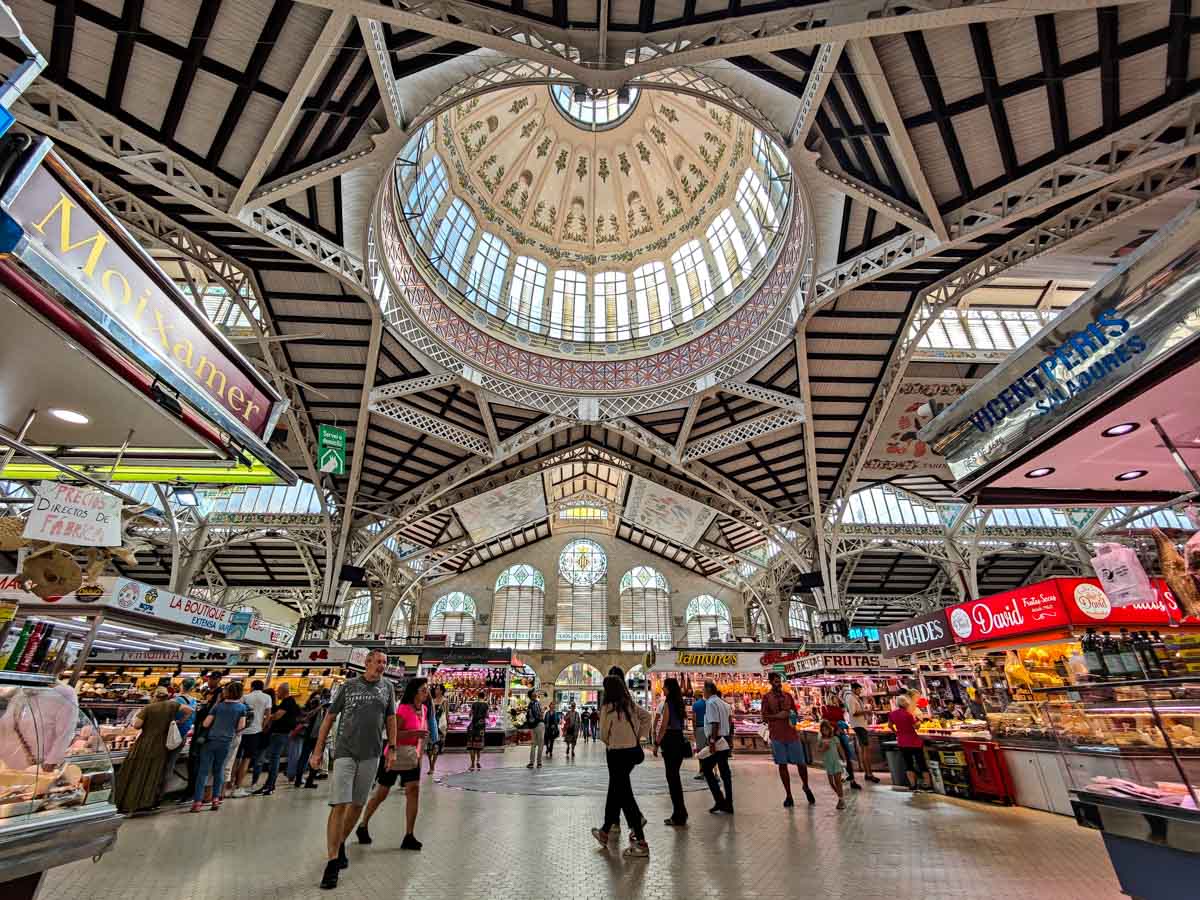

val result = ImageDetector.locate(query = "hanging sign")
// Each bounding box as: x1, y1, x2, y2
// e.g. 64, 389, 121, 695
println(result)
785, 653, 886, 675
23, 481, 122, 547
654, 650, 766, 673
880, 609, 955, 659
317, 424, 346, 475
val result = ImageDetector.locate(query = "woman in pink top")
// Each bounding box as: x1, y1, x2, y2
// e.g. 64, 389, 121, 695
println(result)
355, 678, 429, 851
887, 696, 931, 792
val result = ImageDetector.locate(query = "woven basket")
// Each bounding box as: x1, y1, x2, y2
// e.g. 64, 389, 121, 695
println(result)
20, 548, 83, 599
0, 517, 25, 552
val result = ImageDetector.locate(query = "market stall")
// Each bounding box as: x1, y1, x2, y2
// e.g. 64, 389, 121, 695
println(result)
419, 647, 520, 750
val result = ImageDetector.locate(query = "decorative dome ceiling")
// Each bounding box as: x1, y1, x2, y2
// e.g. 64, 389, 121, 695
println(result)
372, 66, 813, 418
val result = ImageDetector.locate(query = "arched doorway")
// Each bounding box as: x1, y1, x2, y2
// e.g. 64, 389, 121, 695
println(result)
554, 662, 604, 709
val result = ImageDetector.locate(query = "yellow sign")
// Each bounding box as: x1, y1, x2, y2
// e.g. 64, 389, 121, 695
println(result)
674, 651, 738, 668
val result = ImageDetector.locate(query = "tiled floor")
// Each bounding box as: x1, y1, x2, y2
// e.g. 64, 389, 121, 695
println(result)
44, 743, 1124, 900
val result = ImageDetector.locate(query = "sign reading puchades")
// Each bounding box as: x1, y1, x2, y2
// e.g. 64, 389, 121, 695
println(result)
946, 577, 1195, 644
0, 574, 295, 648
0, 139, 293, 481
920, 209, 1200, 489
879, 608, 955, 659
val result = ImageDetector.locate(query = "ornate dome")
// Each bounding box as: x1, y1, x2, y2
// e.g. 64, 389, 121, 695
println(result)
372, 66, 813, 417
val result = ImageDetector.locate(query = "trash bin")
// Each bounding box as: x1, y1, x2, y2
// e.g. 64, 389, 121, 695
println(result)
882, 740, 909, 790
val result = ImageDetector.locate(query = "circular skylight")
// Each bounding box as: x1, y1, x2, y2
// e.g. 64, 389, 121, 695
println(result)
550, 84, 639, 129
559, 539, 607, 586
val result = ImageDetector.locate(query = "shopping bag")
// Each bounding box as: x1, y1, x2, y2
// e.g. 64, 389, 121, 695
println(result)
166, 720, 183, 751
1090, 543, 1154, 607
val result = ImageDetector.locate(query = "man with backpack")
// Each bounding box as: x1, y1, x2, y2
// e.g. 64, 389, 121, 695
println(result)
525, 691, 545, 768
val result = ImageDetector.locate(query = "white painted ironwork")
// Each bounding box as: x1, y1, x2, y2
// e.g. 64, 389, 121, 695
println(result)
681, 409, 805, 462
370, 396, 493, 456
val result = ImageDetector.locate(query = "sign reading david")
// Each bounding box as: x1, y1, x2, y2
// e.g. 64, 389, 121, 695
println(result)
0, 138, 292, 480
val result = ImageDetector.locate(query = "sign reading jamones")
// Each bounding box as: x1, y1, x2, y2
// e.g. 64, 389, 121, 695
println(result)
879, 609, 955, 659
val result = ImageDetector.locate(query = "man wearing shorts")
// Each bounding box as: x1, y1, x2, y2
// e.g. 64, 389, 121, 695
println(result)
309, 649, 397, 890
843, 682, 881, 783
761, 672, 815, 806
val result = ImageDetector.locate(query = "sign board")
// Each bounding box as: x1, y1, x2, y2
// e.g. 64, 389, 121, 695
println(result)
1056, 577, 1194, 628
784, 653, 886, 675
948, 582, 1071, 644
654, 650, 767, 673
85, 649, 241, 665
419, 647, 513, 666
317, 424, 346, 476
23, 481, 122, 547
879, 609, 955, 659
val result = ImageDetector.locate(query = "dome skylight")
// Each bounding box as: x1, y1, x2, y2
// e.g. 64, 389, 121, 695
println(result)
550, 84, 640, 128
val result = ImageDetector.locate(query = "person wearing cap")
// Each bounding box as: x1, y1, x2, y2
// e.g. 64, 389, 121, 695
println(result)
114, 686, 181, 813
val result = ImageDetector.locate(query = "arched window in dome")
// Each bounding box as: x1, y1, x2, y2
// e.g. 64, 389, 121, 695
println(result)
490, 564, 545, 650
342, 591, 372, 638
632, 262, 671, 337
670, 239, 714, 322
431, 198, 476, 287
685, 595, 731, 647
593, 271, 629, 341
550, 270, 587, 341
707, 208, 751, 295
556, 539, 608, 650
465, 232, 511, 315
753, 129, 789, 209
619, 566, 671, 651
404, 155, 448, 246
736, 168, 778, 261
429, 591, 477, 644
507, 256, 547, 330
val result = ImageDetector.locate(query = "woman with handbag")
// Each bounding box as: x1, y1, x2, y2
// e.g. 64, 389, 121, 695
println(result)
287, 693, 322, 784
354, 678, 429, 851
653, 677, 691, 826
114, 686, 181, 814
591, 676, 652, 859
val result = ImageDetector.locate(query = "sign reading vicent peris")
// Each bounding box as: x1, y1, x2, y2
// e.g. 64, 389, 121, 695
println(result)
5, 159, 277, 437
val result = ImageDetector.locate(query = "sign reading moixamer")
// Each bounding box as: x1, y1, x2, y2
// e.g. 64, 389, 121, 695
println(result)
1, 151, 281, 439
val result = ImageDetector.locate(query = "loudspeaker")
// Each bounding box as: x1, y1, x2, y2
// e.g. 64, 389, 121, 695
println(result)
339, 564, 367, 586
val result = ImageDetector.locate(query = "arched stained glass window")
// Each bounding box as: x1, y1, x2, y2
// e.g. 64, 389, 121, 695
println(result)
429, 591, 477, 644
736, 168, 777, 261
670, 239, 713, 322
619, 566, 671, 651
632, 262, 671, 337
557, 539, 607, 650
685, 595, 731, 647
549, 270, 587, 341
491, 564, 545, 649
465, 231, 511, 315
706, 208, 750, 295
431, 198, 476, 286
507, 256, 547, 330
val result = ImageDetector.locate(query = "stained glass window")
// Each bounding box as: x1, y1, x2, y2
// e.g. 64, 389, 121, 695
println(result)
507, 256, 547, 330
556, 539, 607, 651
685, 595, 731, 647
670, 239, 713, 322
632, 262, 671, 337
707, 208, 751, 295
465, 231, 511, 315
558, 539, 607, 585
549, 270, 587, 341
429, 591, 477, 644
619, 566, 672, 651
490, 564, 544, 649
593, 271, 629, 341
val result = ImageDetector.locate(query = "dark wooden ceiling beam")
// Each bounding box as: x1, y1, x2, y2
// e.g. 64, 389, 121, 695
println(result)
904, 30, 973, 199
1035, 14, 1071, 153
105, 0, 144, 109
161, 0, 222, 142
1097, 7, 1120, 132
968, 22, 1018, 178
49, 0, 77, 81
1168, 0, 1193, 101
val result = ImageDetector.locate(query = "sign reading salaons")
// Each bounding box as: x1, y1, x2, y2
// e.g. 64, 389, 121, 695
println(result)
1, 149, 282, 440
879, 608, 955, 659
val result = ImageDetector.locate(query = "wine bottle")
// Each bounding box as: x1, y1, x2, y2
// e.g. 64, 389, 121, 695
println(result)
1100, 631, 1127, 677
1081, 629, 1106, 679
1118, 629, 1144, 679
1133, 632, 1161, 679
1149, 631, 1175, 676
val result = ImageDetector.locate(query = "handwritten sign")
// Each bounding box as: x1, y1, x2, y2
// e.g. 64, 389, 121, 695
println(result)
23, 481, 122, 546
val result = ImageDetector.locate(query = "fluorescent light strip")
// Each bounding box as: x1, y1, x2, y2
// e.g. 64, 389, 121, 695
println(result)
99, 623, 157, 637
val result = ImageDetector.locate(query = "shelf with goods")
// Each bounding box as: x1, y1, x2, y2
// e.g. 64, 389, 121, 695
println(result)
926, 743, 973, 799
419, 649, 525, 748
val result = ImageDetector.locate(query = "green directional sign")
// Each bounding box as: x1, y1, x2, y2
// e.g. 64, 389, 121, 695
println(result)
317, 424, 346, 476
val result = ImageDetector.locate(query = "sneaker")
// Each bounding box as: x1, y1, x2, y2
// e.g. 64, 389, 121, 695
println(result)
400, 834, 422, 851
836, 798, 846, 810
189, 802, 203, 813
253, 787, 273, 796
320, 860, 339, 890
849, 780, 862, 791
590, 827, 610, 847
623, 841, 649, 859
356, 825, 372, 845
526, 763, 534, 769
804, 786, 816, 805
536, 763, 542, 768
865, 774, 881, 783
708, 804, 729, 815
231, 788, 251, 798
337, 843, 348, 870
210, 800, 221, 811
692, 773, 706, 781
664, 817, 687, 827
783, 796, 794, 808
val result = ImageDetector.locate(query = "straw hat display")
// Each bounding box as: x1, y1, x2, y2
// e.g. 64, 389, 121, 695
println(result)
0, 516, 23, 552
19, 546, 83, 599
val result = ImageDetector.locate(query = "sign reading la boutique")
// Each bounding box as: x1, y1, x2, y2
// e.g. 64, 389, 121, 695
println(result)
879, 608, 955, 659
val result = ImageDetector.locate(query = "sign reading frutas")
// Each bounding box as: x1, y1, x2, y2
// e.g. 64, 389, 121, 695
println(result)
879, 608, 955, 659
317, 424, 346, 475
23, 481, 122, 547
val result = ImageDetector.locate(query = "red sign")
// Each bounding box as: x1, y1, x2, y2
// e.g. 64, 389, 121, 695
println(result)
759, 649, 804, 667
948, 581, 1070, 643
1057, 577, 1197, 627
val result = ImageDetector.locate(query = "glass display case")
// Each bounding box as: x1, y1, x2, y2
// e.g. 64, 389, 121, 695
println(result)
0, 672, 121, 897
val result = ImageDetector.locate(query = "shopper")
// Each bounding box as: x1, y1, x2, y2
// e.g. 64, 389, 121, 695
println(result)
424, 684, 447, 776
817, 720, 848, 810
888, 695, 931, 792
184, 678, 218, 801
289, 693, 322, 785
653, 677, 690, 826
190, 683, 246, 812
309, 649, 398, 890
257, 682, 301, 794
699, 680, 734, 814
842, 682, 880, 783
762, 672, 815, 807
466, 692, 489, 771
298, 691, 330, 788
822, 691, 861, 791
114, 686, 181, 814
525, 690, 545, 769
691, 693, 707, 780
161, 677, 197, 796
231, 679, 271, 797
544, 700, 561, 759
591, 675, 652, 858
589, 707, 599, 742
356, 677, 429, 853
562, 702, 579, 759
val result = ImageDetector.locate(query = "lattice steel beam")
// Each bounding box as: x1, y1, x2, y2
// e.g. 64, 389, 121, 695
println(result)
813, 160, 932, 236
359, 16, 406, 132
370, 372, 459, 401
681, 409, 805, 462
250, 139, 385, 208
370, 395, 493, 457
717, 380, 804, 412
789, 42, 842, 147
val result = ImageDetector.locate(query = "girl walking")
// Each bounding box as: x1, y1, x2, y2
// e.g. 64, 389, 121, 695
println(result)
591, 676, 653, 858
817, 720, 848, 810
466, 692, 489, 771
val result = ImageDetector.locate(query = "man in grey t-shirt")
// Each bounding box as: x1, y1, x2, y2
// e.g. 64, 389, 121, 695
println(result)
310, 650, 397, 890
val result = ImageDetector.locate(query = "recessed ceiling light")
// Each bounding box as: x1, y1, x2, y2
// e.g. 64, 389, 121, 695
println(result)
49, 408, 89, 425
1115, 469, 1148, 481
1025, 467, 1055, 478
1101, 422, 1139, 437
